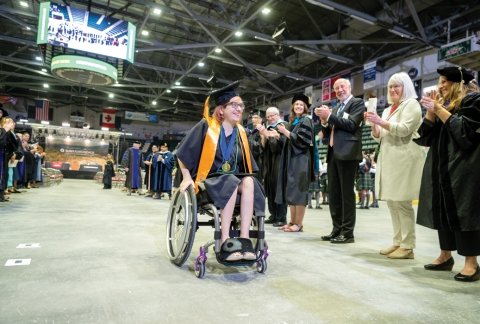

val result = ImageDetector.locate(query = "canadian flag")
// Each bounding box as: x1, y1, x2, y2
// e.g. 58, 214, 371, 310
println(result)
102, 108, 116, 128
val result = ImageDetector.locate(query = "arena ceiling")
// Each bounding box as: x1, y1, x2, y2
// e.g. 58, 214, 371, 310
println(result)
1, 0, 480, 122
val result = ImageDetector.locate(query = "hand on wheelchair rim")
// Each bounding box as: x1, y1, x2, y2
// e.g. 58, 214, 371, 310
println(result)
180, 179, 195, 192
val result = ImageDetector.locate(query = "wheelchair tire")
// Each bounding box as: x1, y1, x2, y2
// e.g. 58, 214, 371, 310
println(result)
166, 185, 197, 267
194, 260, 206, 279
256, 258, 267, 274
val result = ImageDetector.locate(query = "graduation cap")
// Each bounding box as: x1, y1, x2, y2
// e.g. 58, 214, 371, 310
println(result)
133, 140, 141, 144
209, 81, 240, 106
437, 66, 475, 84
203, 81, 241, 119
160, 142, 168, 147
291, 93, 310, 107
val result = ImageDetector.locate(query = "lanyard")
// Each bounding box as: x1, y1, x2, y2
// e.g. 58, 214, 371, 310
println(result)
220, 126, 237, 164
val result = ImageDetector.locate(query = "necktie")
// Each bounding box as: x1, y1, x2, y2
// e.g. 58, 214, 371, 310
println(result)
330, 102, 345, 147
337, 102, 345, 116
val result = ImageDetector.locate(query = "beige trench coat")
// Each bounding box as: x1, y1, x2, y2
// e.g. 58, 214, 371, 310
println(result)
373, 98, 426, 201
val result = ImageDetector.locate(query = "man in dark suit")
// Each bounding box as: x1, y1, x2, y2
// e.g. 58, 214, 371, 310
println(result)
315, 78, 364, 243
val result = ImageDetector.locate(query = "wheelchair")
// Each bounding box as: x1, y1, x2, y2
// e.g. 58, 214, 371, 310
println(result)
166, 184, 268, 279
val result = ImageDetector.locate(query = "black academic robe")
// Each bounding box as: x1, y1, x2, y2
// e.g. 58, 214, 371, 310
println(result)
263, 122, 287, 198
175, 119, 265, 216
248, 129, 263, 181
275, 116, 314, 206
103, 160, 115, 188
415, 92, 480, 231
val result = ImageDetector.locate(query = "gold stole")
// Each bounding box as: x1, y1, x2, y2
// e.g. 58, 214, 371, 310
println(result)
194, 97, 252, 193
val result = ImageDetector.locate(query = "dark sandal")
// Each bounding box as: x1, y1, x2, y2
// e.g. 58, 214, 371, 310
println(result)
278, 222, 294, 230
284, 224, 303, 232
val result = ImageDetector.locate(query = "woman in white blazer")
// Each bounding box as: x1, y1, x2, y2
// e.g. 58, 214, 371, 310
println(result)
365, 72, 426, 259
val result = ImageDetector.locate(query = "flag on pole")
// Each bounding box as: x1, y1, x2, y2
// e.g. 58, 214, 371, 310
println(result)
35, 99, 50, 121
102, 108, 116, 128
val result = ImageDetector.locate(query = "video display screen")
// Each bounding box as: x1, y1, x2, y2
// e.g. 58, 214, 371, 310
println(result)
37, 2, 136, 62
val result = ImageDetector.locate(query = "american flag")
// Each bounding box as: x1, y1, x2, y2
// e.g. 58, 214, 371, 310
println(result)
35, 99, 50, 121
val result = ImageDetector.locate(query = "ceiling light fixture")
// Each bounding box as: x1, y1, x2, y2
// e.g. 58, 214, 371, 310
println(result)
272, 21, 287, 42
141, 30, 149, 36
166, 89, 172, 93
108, 93, 114, 98
198, 62, 205, 67
214, 47, 222, 53
234, 31, 243, 37
152, 100, 157, 105
19, 1, 28, 8
175, 81, 181, 86
153, 8, 162, 15
261, 8, 271, 15
43, 83, 49, 88
327, 56, 349, 64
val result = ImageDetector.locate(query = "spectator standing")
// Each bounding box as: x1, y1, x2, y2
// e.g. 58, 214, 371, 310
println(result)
122, 141, 145, 195
315, 78, 365, 243
103, 153, 115, 189
366, 72, 425, 259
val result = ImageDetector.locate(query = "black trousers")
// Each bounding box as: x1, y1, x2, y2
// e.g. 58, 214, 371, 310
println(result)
267, 196, 287, 223
327, 148, 358, 237
438, 228, 480, 256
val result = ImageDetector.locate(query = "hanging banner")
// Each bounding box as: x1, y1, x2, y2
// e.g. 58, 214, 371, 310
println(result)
102, 108, 117, 128
363, 61, 377, 90
322, 79, 331, 102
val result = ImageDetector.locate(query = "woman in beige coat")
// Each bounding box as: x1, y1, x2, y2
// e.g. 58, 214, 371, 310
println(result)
365, 72, 425, 259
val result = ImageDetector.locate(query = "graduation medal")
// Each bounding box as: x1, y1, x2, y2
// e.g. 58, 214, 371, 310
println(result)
221, 161, 231, 172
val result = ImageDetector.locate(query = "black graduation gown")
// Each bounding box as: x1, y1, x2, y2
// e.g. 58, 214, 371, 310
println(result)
415, 93, 480, 231
175, 119, 265, 216
262, 123, 287, 199
275, 116, 314, 206
103, 160, 115, 188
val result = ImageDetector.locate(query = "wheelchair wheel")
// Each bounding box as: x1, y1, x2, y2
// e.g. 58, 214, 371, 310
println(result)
166, 185, 197, 267
256, 258, 267, 273
194, 260, 206, 279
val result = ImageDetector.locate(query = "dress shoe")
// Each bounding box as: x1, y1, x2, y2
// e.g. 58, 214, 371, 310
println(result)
330, 235, 354, 244
380, 245, 399, 255
315, 205, 322, 209
454, 266, 480, 282
387, 248, 414, 259
265, 218, 275, 224
272, 221, 286, 227
424, 257, 454, 271
321, 233, 339, 241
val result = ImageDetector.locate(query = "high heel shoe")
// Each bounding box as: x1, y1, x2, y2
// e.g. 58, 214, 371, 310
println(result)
454, 266, 480, 282
424, 257, 454, 271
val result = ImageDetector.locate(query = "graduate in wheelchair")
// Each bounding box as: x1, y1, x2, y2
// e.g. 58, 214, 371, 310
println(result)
166, 81, 268, 278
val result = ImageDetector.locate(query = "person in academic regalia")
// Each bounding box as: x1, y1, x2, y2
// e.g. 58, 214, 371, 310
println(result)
248, 112, 263, 182
103, 153, 115, 189
121, 141, 144, 195
155, 143, 174, 199
416, 66, 480, 282
259, 106, 288, 227
175, 81, 265, 262
1, 116, 16, 202
275, 93, 314, 233
144, 144, 160, 196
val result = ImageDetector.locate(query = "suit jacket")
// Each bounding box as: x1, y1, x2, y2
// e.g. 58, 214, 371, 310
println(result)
321, 96, 365, 161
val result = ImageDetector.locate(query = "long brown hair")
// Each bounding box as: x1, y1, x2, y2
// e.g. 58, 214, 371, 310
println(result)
289, 101, 309, 122
437, 80, 466, 111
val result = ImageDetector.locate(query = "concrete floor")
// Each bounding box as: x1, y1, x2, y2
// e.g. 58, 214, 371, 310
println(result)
0, 179, 478, 324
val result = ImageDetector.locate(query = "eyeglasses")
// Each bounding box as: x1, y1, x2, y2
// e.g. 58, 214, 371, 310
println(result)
225, 101, 245, 111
